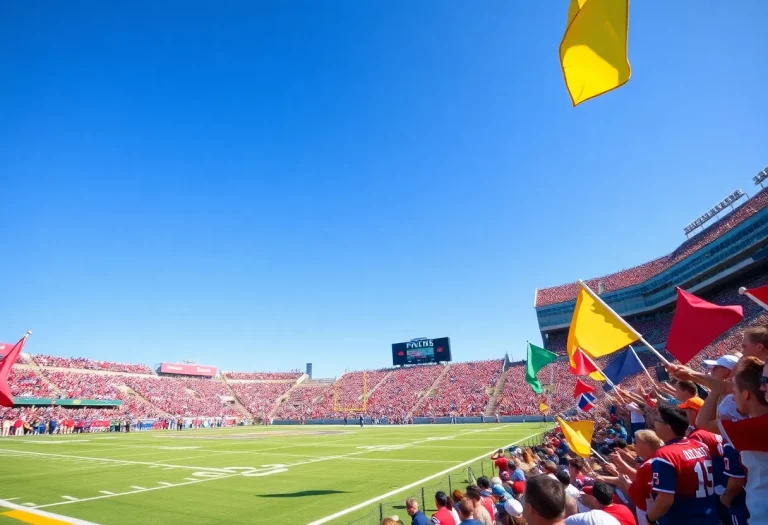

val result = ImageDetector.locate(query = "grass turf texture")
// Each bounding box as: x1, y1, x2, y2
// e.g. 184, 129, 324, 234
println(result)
0, 423, 550, 524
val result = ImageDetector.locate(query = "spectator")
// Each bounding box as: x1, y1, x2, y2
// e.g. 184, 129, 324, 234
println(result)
406, 498, 430, 525
721, 440, 749, 525
465, 486, 493, 525
568, 481, 635, 525
432, 491, 457, 525
612, 429, 662, 525
457, 497, 484, 525
647, 403, 718, 525
452, 490, 465, 515
554, 470, 584, 512
491, 449, 511, 475
522, 475, 566, 525
511, 458, 526, 482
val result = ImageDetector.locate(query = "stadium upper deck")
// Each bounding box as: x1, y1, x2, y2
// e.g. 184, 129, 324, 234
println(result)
535, 185, 768, 331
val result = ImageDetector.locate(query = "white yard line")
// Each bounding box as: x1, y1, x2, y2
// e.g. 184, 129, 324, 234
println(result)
0, 498, 100, 524
61, 496, 78, 501
305, 430, 544, 525
99, 491, 114, 495
129, 486, 147, 491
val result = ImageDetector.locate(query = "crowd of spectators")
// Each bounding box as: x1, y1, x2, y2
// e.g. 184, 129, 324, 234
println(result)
272, 384, 331, 419
228, 381, 294, 418
412, 359, 503, 417
31, 354, 154, 374
366, 365, 444, 420
536, 187, 768, 307
224, 371, 303, 380
121, 376, 242, 417
8, 367, 58, 398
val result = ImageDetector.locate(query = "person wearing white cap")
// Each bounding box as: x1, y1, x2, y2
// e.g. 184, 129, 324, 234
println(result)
703, 354, 746, 426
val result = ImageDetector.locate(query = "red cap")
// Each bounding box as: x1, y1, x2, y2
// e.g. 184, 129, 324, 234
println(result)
511, 481, 525, 495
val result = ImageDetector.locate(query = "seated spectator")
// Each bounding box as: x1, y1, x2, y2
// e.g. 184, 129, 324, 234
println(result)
522, 475, 566, 525
405, 497, 429, 525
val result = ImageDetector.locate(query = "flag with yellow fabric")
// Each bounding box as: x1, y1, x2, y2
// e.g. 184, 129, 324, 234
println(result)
556, 417, 594, 458
567, 284, 639, 381
539, 402, 549, 414
559, 0, 631, 106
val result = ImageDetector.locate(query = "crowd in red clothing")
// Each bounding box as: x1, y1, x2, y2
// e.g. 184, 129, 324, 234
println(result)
8, 367, 58, 398
412, 359, 503, 416
536, 188, 768, 307
366, 365, 443, 419
228, 381, 294, 418
121, 376, 241, 417
272, 384, 331, 419
223, 371, 303, 380
31, 354, 154, 374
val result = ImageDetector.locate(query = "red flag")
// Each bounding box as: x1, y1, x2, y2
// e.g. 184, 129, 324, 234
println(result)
0, 334, 29, 407
573, 378, 595, 398
666, 288, 743, 364
569, 348, 600, 376
742, 284, 768, 311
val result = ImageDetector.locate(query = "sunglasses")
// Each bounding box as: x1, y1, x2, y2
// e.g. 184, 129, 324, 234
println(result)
760, 376, 768, 385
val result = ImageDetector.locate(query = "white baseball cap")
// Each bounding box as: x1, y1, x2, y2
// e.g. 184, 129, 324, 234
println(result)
703, 355, 739, 370
504, 498, 523, 517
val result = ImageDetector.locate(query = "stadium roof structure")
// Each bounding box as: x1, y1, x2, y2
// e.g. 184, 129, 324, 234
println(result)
534, 186, 768, 308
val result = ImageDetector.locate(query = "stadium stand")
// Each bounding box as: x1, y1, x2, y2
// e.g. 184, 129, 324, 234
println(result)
411, 359, 503, 416
223, 371, 303, 380
31, 354, 154, 375
227, 381, 295, 418
535, 187, 768, 306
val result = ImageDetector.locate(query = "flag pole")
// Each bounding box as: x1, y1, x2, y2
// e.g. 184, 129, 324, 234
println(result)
628, 345, 657, 388
739, 287, 768, 311
579, 351, 626, 403
578, 280, 670, 366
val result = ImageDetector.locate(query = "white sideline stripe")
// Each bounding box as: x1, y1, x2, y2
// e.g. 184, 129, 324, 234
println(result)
35, 475, 240, 509
182, 478, 199, 482
61, 496, 78, 501
4, 498, 18, 501
305, 430, 544, 525
157, 482, 173, 486
0, 498, 100, 524
129, 486, 147, 490
22, 503, 36, 507
99, 491, 114, 495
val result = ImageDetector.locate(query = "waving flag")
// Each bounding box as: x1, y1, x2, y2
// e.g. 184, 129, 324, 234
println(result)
578, 393, 596, 412
600, 348, 644, 392
666, 288, 743, 364
557, 417, 594, 458
526, 343, 558, 394
569, 348, 604, 381
740, 284, 768, 311
539, 402, 550, 414
560, 0, 631, 106
0, 333, 31, 407
573, 378, 596, 399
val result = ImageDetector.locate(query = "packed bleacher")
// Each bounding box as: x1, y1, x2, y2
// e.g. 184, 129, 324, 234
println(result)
366, 365, 444, 420
272, 384, 331, 419
228, 381, 294, 418
536, 187, 768, 307
412, 359, 503, 416
223, 371, 303, 380
31, 354, 154, 374
120, 376, 242, 417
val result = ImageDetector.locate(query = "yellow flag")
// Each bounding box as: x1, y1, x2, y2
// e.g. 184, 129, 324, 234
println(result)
557, 417, 594, 458
560, 0, 631, 106
567, 286, 638, 368
539, 403, 549, 414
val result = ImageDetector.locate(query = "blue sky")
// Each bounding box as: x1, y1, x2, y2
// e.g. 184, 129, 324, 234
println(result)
1, 2, 766, 377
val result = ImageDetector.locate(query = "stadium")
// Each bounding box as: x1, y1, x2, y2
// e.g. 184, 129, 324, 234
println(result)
1, 168, 767, 524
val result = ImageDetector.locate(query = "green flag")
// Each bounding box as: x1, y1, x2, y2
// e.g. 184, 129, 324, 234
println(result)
525, 342, 557, 394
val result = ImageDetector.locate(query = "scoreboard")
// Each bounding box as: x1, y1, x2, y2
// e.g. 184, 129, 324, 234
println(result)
392, 337, 451, 366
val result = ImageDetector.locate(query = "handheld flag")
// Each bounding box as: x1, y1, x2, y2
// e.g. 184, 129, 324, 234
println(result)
573, 378, 596, 399
567, 285, 639, 362
560, 0, 631, 106
577, 393, 596, 412
600, 348, 644, 392
666, 288, 743, 364
557, 417, 594, 458
526, 343, 558, 394
740, 285, 768, 311
539, 402, 550, 414
0, 333, 31, 407
569, 348, 604, 381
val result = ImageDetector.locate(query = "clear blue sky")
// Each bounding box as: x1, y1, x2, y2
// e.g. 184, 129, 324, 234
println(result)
1, 2, 766, 377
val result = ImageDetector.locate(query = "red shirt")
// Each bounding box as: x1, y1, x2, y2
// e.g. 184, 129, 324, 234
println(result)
431, 506, 456, 525
628, 460, 653, 511
494, 457, 510, 472
601, 504, 637, 525
480, 496, 495, 518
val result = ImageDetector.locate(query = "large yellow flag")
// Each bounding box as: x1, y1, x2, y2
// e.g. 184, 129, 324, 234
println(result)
560, 0, 631, 106
557, 417, 594, 458
539, 402, 550, 414
567, 284, 639, 362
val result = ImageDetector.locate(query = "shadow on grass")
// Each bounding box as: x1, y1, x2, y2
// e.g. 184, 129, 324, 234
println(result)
257, 490, 350, 498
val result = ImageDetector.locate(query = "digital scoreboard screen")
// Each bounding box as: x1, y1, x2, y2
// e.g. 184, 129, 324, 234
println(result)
392, 337, 451, 366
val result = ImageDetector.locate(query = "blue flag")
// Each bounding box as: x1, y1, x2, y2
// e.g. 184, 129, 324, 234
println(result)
601, 348, 644, 392
578, 393, 595, 412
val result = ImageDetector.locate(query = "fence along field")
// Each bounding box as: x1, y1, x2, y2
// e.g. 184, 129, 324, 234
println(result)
0, 423, 549, 525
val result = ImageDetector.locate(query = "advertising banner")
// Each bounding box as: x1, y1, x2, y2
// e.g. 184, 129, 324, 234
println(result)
159, 363, 217, 377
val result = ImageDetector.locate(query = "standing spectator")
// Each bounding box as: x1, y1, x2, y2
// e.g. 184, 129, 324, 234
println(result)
647, 403, 718, 525
465, 486, 493, 525
491, 449, 511, 475
432, 491, 457, 525
569, 481, 636, 525
613, 429, 663, 525
511, 459, 526, 482
522, 475, 566, 525
475, 479, 496, 520
405, 498, 430, 525
456, 497, 484, 525
721, 441, 749, 525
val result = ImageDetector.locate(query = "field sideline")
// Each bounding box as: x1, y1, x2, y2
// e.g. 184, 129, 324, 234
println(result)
0, 423, 550, 524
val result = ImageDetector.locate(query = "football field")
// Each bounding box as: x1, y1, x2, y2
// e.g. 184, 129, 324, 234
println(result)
0, 423, 549, 524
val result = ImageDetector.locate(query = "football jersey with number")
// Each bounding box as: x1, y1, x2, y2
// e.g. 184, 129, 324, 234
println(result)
688, 429, 726, 494
722, 442, 749, 524
651, 437, 718, 525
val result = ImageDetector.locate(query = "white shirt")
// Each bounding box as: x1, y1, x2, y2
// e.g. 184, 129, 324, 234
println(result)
564, 484, 589, 513
565, 510, 621, 525
626, 402, 645, 424
717, 394, 745, 422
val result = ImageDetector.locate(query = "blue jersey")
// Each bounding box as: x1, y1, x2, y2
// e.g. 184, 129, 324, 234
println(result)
722, 442, 749, 524
651, 437, 718, 525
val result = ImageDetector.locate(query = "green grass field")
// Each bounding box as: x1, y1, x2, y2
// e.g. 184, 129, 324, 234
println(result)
0, 423, 550, 525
